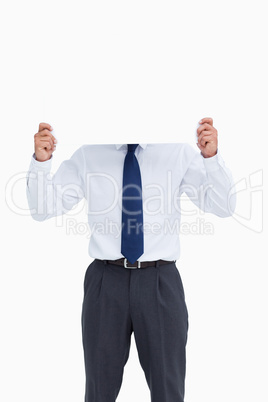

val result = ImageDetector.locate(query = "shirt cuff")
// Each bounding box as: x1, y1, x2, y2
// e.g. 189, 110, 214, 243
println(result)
201, 149, 225, 172
30, 153, 53, 170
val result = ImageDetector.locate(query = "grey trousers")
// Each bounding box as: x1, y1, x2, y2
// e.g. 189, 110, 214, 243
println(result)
81, 258, 189, 402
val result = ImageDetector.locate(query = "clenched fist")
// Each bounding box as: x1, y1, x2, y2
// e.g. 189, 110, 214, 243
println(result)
34, 122, 57, 162
196, 117, 218, 158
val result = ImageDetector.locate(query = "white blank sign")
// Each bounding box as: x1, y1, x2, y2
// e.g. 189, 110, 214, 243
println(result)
3, 0, 266, 145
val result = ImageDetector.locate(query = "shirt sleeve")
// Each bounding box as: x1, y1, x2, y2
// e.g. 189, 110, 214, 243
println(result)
26, 146, 85, 221
180, 145, 237, 217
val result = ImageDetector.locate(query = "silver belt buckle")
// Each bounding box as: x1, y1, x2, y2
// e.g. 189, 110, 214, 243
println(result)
124, 258, 141, 269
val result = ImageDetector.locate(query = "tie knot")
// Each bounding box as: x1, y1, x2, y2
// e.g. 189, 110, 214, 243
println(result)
128, 144, 138, 153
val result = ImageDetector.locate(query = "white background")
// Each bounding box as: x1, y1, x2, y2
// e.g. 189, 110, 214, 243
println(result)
1, 0, 267, 401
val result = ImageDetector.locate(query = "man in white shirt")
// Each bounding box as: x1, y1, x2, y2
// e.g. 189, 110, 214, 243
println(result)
26, 118, 236, 402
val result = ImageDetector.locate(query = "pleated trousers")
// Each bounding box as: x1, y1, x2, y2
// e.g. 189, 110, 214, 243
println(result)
81, 258, 189, 402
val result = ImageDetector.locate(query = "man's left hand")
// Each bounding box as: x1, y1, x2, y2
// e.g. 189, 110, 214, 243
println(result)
196, 117, 218, 158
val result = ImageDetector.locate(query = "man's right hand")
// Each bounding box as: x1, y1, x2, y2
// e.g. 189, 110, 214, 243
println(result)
34, 122, 57, 162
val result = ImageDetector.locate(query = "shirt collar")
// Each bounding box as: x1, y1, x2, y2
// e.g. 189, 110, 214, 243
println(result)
115, 144, 147, 150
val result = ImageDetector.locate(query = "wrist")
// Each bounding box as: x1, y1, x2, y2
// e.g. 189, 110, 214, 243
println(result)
201, 149, 218, 158
34, 153, 52, 162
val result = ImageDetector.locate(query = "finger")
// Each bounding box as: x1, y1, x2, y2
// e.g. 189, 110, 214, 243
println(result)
197, 123, 213, 135
39, 137, 54, 148
198, 131, 213, 141
39, 134, 54, 142
199, 135, 214, 146
37, 141, 52, 151
199, 117, 213, 126
38, 129, 57, 143
38, 134, 54, 145
38, 122, 53, 133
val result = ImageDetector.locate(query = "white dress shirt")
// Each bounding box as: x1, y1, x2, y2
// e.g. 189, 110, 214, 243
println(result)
26, 143, 236, 261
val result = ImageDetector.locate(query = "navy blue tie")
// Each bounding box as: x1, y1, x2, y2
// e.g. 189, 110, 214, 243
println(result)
121, 144, 144, 264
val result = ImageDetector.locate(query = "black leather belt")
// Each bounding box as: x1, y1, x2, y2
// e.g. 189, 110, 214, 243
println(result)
96, 258, 176, 269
